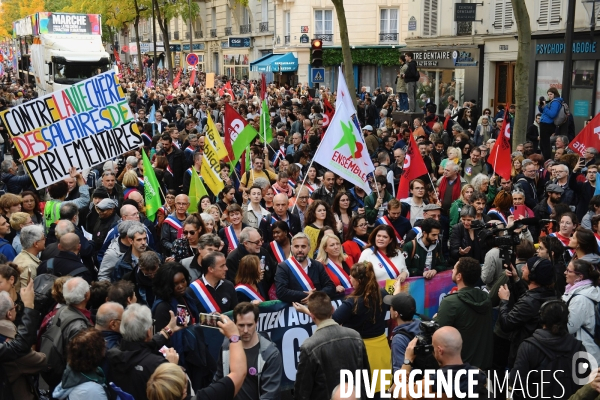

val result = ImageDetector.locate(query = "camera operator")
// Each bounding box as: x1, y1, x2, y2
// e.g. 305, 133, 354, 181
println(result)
497, 256, 557, 368
434, 257, 493, 371
400, 326, 489, 399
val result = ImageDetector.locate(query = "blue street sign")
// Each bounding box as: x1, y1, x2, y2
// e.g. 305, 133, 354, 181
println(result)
311, 68, 325, 83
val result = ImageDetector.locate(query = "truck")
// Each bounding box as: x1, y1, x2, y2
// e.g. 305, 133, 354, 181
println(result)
12, 12, 112, 96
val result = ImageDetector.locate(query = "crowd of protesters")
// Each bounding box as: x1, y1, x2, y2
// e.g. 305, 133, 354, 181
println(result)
0, 60, 599, 400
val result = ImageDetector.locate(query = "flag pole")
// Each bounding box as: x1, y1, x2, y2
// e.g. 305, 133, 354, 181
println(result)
290, 158, 317, 214
425, 173, 440, 203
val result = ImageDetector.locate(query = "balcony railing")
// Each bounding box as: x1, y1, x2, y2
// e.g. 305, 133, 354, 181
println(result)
284, 35, 290, 44
174, 31, 180, 40
225, 27, 232, 36
185, 32, 190, 39
314, 33, 333, 44
379, 32, 398, 43
240, 24, 251, 34
259, 22, 268, 32
210, 29, 217, 38
194, 31, 203, 39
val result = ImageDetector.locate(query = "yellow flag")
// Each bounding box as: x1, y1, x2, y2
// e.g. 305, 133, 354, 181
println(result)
205, 113, 228, 160
200, 139, 224, 195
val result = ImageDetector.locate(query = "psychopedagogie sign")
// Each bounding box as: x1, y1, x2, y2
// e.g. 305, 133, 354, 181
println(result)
204, 271, 455, 390
0, 70, 142, 189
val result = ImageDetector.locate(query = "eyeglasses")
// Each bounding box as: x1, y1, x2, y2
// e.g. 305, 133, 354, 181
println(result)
298, 196, 309, 200
246, 238, 264, 245
142, 268, 158, 277
184, 230, 197, 236
357, 223, 368, 228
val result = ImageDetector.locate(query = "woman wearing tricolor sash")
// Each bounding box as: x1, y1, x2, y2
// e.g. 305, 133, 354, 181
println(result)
316, 234, 354, 294
342, 215, 369, 264
487, 191, 513, 227
218, 204, 247, 256
359, 225, 408, 282
235, 255, 267, 304
267, 221, 291, 263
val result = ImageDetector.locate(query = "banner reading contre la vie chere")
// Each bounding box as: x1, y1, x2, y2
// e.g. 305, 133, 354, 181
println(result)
0, 70, 142, 189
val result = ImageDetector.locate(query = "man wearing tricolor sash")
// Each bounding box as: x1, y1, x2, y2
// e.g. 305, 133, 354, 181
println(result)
161, 194, 189, 257
374, 199, 412, 245
274, 233, 336, 303
226, 227, 277, 289
187, 251, 238, 314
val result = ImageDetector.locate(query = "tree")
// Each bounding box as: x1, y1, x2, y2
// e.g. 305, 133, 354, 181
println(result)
511, 0, 530, 148
331, 0, 357, 109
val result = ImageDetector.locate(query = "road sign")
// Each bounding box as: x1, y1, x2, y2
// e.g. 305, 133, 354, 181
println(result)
311, 68, 325, 83
186, 53, 199, 66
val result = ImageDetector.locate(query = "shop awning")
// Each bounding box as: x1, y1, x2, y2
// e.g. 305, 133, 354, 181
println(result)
250, 52, 298, 73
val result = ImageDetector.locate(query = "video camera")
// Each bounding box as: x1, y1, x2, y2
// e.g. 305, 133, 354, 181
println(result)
414, 321, 440, 357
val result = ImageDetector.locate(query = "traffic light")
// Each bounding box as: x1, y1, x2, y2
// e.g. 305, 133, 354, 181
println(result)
311, 39, 323, 68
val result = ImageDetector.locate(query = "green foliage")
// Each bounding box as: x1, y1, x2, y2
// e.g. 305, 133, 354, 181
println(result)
323, 48, 401, 67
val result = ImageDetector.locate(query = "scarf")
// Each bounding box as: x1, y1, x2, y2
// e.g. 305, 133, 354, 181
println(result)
438, 176, 462, 202
565, 279, 592, 294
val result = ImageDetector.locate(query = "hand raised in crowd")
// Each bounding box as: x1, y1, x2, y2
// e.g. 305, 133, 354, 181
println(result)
164, 348, 179, 364
217, 314, 240, 338
301, 288, 316, 304
292, 302, 310, 315
498, 284, 510, 301
505, 264, 519, 282
20, 276, 35, 309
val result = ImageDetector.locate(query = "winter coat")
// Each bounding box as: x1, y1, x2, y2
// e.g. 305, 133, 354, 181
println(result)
0, 172, 34, 194
563, 283, 600, 362
395, 64, 408, 93
390, 319, 421, 373
98, 238, 128, 282
401, 234, 447, 277
434, 286, 494, 370
52, 366, 108, 400
242, 203, 270, 229
540, 97, 564, 124
510, 329, 585, 400
498, 285, 557, 363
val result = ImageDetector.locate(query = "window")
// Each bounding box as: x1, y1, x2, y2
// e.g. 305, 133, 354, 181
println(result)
315, 10, 333, 34
226, 4, 231, 28
380, 9, 399, 33
212, 8, 216, 29
262, 0, 268, 23
242, 7, 250, 25
195, 18, 201, 33
423, 0, 438, 36
492, 0, 514, 33
285, 11, 290, 36
537, 0, 561, 30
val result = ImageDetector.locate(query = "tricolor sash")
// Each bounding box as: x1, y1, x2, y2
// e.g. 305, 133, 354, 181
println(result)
270, 241, 286, 263
272, 186, 281, 194
124, 187, 137, 199
372, 247, 400, 279
595, 233, 600, 253
142, 132, 153, 145
166, 165, 174, 176
190, 279, 221, 313
284, 257, 315, 291
352, 237, 367, 248
377, 216, 403, 243
173, 141, 180, 149
186, 168, 193, 176
138, 177, 145, 187
305, 183, 316, 195
235, 284, 265, 302
550, 232, 575, 257
185, 146, 195, 154
263, 215, 277, 225
487, 208, 509, 225
325, 260, 352, 289
225, 225, 240, 251
164, 215, 184, 239
288, 179, 297, 189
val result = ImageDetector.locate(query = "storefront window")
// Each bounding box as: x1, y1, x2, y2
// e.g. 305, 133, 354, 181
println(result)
416, 69, 464, 111
535, 61, 563, 103
223, 54, 249, 80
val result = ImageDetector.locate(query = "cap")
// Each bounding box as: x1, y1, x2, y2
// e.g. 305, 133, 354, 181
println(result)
96, 198, 118, 211
423, 203, 442, 211
496, 118, 504, 122
92, 187, 109, 199
545, 183, 564, 194
383, 293, 416, 320
363, 125, 373, 132
527, 256, 554, 286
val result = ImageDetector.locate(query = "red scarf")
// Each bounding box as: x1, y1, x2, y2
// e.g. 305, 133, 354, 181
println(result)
438, 176, 462, 202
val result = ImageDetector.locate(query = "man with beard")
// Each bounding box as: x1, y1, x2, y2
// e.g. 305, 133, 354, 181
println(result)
533, 184, 564, 240
570, 161, 597, 223
374, 199, 412, 243
275, 233, 336, 303
402, 218, 447, 279
108, 223, 151, 282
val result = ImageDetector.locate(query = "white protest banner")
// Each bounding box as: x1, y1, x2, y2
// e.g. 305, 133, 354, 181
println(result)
0, 70, 142, 189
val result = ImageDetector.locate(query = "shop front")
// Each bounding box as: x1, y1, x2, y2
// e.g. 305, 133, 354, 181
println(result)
403, 45, 483, 112
529, 34, 600, 129
249, 52, 299, 86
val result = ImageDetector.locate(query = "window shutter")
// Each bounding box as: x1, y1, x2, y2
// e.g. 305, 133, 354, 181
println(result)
538, 0, 549, 30
430, 0, 438, 35
549, 0, 561, 27
424, 0, 436, 36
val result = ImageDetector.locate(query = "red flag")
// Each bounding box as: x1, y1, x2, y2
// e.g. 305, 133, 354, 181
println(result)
173, 68, 182, 89
489, 112, 512, 181
190, 68, 196, 87
322, 97, 335, 129
260, 73, 267, 101
225, 81, 235, 99
113, 48, 121, 72
397, 132, 429, 199
224, 103, 242, 162
569, 113, 600, 156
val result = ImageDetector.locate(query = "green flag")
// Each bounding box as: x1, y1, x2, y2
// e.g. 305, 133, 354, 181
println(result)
142, 151, 162, 222
188, 167, 208, 213
259, 99, 273, 143
232, 123, 258, 160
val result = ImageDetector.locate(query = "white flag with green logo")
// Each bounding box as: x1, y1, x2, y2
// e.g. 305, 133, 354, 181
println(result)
313, 101, 374, 195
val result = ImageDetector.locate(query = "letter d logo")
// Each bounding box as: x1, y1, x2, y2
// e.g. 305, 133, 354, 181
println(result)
572, 351, 598, 385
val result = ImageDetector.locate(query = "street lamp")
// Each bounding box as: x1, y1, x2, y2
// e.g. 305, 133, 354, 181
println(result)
187, 0, 193, 57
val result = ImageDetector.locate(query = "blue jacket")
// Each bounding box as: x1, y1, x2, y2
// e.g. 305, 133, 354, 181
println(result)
0, 172, 34, 194
391, 319, 421, 373
540, 97, 563, 124
0, 237, 16, 261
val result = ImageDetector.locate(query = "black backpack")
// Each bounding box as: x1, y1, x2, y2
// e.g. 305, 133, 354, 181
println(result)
33, 259, 88, 316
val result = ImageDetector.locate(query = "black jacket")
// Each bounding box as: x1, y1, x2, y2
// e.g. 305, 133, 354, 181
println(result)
514, 173, 539, 211
106, 337, 168, 400
92, 213, 119, 251
225, 245, 277, 289
274, 259, 336, 303
258, 211, 302, 245
449, 222, 483, 266
404, 60, 419, 83
37, 251, 94, 283
165, 147, 186, 190
510, 329, 585, 400
0, 307, 40, 362
310, 186, 337, 207
498, 284, 556, 363
570, 171, 596, 223
526, 123, 540, 149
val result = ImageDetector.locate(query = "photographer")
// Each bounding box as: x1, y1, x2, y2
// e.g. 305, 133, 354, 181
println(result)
434, 257, 493, 371
497, 256, 557, 367
449, 205, 483, 266
401, 326, 489, 399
